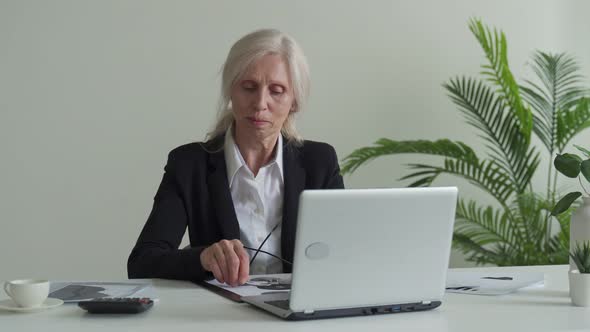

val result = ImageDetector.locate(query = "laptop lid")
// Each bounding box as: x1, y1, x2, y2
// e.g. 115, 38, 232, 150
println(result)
289, 187, 458, 313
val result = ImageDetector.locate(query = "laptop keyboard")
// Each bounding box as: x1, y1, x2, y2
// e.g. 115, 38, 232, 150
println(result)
264, 299, 290, 310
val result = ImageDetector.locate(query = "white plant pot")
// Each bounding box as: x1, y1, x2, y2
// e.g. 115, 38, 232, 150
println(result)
570, 197, 590, 270
569, 270, 590, 307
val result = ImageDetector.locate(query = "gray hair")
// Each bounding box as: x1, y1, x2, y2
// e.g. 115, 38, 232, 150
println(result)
207, 29, 310, 145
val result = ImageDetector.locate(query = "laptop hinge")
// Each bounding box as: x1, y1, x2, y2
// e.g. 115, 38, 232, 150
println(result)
303, 309, 315, 314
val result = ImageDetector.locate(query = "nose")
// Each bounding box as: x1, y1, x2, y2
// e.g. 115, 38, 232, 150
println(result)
253, 88, 269, 111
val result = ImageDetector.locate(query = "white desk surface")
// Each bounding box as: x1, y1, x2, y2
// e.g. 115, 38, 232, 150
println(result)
2, 265, 588, 332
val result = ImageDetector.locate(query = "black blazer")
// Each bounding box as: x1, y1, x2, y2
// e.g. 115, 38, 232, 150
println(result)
127, 136, 344, 281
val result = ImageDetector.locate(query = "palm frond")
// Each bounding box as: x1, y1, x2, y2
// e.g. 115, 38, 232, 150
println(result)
340, 139, 478, 175
469, 18, 533, 143
509, 193, 569, 265
521, 52, 589, 153
546, 235, 570, 264
509, 193, 548, 250
443, 77, 539, 194
401, 159, 515, 204
556, 98, 590, 152
576, 145, 590, 158
452, 233, 503, 265
512, 148, 542, 193
454, 199, 519, 246
454, 194, 569, 266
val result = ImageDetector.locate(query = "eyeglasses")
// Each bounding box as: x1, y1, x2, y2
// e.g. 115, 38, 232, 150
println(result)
243, 246, 292, 266
245, 276, 291, 290
242, 221, 293, 267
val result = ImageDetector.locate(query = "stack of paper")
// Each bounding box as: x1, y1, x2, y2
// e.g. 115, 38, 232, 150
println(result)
445, 271, 544, 295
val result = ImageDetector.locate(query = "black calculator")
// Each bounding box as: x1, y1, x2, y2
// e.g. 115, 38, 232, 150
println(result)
78, 297, 154, 314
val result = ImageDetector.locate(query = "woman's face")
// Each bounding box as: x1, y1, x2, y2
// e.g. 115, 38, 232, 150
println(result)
231, 53, 295, 142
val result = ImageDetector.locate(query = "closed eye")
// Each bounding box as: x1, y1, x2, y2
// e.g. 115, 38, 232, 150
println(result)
270, 84, 285, 95
241, 80, 258, 92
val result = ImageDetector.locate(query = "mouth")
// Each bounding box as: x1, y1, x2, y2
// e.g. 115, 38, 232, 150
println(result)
247, 117, 269, 126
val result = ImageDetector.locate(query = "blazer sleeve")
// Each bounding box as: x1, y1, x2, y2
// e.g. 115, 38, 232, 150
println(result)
324, 144, 345, 189
127, 152, 208, 281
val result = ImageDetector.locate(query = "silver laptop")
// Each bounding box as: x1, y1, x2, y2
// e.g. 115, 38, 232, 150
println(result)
242, 187, 458, 320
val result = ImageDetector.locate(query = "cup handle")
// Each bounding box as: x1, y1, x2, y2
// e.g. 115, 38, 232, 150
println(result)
3, 282, 12, 297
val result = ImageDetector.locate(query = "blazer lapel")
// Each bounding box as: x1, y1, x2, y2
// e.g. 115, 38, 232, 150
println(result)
206, 138, 240, 240
281, 142, 306, 272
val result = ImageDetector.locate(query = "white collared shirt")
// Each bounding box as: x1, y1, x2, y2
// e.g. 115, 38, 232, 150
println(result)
224, 128, 284, 274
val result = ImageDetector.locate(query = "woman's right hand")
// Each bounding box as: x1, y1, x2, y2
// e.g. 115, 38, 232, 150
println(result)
200, 239, 250, 286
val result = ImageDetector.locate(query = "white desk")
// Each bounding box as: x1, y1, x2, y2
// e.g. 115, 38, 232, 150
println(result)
2, 265, 588, 332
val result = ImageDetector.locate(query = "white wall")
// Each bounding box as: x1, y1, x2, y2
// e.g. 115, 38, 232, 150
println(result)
1, 0, 589, 281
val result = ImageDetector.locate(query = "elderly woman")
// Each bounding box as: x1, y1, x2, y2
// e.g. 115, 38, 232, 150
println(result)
127, 29, 344, 286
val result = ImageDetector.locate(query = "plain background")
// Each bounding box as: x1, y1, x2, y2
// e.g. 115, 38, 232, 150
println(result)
1, 0, 589, 281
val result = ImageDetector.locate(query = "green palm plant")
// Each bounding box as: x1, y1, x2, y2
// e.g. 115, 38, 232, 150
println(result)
341, 18, 590, 266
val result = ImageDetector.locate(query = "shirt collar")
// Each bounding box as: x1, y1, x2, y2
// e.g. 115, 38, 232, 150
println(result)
224, 126, 284, 187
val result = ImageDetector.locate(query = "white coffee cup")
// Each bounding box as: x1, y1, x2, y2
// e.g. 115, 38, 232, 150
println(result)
4, 279, 50, 308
